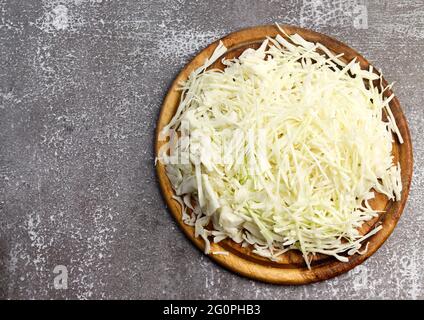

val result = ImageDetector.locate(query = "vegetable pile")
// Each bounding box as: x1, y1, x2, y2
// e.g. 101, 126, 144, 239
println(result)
158, 26, 403, 267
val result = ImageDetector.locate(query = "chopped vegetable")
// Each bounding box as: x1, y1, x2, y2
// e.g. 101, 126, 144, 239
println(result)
158, 25, 403, 268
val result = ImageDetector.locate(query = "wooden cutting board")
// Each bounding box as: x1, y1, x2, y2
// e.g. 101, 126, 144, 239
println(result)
155, 25, 413, 285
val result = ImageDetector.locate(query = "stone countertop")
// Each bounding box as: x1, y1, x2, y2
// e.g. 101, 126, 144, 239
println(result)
0, 0, 423, 299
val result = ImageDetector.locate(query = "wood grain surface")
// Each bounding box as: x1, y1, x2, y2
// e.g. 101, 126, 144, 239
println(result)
155, 25, 413, 285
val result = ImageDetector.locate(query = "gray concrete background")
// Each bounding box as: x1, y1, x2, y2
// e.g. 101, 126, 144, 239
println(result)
0, 0, 423, 299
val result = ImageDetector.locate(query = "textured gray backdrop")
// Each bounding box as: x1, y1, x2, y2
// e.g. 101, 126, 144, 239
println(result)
0, 0, 423, 299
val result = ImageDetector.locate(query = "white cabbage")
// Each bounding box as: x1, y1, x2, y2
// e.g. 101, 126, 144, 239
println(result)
158, 25, 403, 268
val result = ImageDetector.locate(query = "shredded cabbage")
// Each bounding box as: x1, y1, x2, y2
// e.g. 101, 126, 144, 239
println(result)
158, 25, 403, 268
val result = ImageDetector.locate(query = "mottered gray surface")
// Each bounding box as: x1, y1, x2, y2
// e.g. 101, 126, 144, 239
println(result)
0, 0, 423, 299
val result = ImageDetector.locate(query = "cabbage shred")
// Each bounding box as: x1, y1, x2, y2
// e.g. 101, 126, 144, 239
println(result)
159, 26, 403, 268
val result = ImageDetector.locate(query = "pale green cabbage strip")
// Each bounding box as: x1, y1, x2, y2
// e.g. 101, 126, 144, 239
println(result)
159, 27, 403, 268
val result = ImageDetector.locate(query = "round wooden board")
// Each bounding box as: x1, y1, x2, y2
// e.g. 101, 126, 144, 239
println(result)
155, 25, 413, 285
